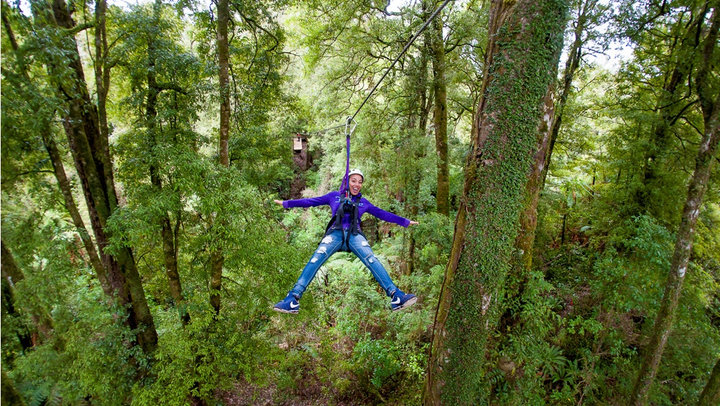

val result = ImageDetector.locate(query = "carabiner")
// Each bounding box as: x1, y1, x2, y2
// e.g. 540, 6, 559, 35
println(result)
345, 116, 357, 138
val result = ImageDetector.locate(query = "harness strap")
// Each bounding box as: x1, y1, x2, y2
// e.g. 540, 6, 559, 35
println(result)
340, 117, 356, 196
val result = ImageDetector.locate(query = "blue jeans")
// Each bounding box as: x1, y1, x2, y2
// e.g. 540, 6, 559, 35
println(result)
289, 229, 397, 299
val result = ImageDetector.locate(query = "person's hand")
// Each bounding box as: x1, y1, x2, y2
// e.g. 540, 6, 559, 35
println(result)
273, 199, 283, 205
409, 221, 419, 226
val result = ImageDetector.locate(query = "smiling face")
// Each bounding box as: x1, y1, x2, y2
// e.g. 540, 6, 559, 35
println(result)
348, 174, 363, 196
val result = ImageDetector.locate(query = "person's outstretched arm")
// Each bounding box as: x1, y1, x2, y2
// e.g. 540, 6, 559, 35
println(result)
274, 192, 336, 209
365, 201, 418, 227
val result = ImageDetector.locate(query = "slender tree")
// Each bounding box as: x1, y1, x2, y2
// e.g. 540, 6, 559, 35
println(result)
428, 0, 449, 216
630, 5, 720, 404
540, 0, 607, 189
210, 0, 231, 315
423, 0, 568, 403
144, 0, 189, 325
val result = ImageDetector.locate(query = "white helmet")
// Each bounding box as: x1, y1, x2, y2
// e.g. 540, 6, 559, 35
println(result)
348, 168, 364, 181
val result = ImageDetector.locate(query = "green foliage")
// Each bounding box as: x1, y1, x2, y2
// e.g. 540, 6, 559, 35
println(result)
2, 0, 719, 403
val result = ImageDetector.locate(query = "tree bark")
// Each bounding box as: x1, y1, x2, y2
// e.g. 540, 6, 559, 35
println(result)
42, 133, 111, 296
698, 358, 720, 406
94, 0, 111, 144
514, 85, 556, 272
429, 0, 449, 216
423, 0, 568, 403
211, 0, 231, 315
40, 0, 158, 354
630, 7, 720, 404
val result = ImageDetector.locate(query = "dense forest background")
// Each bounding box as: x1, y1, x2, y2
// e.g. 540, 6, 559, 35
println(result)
1, 0, 719, 405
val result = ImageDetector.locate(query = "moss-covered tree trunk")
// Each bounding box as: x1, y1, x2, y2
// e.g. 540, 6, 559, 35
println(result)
698, 357, 720, 406
38, 0, 158, 354
630, 7, 720, 404
2, 240, 56, 347
423, 0, 567, 403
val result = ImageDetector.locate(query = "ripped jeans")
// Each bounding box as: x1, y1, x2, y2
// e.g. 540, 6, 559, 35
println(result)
289, 229, 397, 299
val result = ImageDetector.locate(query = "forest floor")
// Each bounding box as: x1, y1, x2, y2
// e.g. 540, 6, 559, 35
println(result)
217, 377, 371, 406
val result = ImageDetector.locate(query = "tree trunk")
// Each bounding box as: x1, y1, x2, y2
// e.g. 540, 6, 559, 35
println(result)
41, 0, 158, 354
211, 0, 231, 315
698, 358, 720, 406
423, 0, 568, 403
42, 133, 111, 296
94, 0, 110, 144
429, 0, 449, 216
634, 7, 709, 214
514, 85, 556, 272
630, 8, 719, 404
402, 7, 433, 275
497, 84, 557, 339
145, 0, 189, 326
3, 6, 110, 296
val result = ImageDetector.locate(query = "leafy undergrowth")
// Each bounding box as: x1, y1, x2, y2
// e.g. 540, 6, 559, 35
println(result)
219, 235, 445, 406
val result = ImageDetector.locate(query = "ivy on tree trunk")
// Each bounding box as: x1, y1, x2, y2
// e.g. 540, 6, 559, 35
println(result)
423, 0, 568, 403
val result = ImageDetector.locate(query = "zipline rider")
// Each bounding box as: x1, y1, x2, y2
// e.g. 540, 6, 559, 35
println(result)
273, 169, 419, 313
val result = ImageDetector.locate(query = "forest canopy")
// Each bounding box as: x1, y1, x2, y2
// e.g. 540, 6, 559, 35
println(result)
1, 0, 719, 405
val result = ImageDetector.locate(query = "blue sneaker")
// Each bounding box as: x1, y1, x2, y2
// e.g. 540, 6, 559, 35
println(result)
273, 293, 300, 314
390, 289, 417, 312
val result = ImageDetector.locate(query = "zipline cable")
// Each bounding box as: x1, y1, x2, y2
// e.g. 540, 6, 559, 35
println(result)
300, 0, 452, 195
348, 0, 453, 122
338, 0, 451, 193
301, 0, 453, 136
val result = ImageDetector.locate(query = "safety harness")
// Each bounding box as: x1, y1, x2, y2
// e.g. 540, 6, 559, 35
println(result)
324, 195, 363, 252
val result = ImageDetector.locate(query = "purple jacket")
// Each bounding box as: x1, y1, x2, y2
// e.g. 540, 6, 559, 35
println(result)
282, 191, 411, 230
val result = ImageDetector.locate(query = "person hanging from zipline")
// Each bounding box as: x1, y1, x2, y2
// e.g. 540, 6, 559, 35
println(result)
272, 168, 419, 314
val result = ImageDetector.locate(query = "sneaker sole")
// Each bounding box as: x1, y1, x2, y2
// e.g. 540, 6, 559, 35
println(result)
273, 307, 299, 314
392, 296, 417, 312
